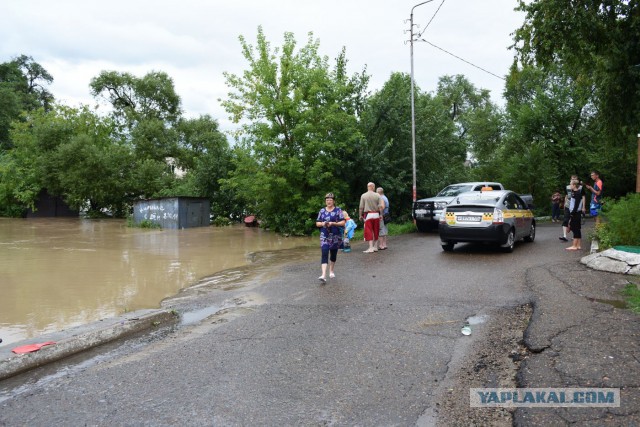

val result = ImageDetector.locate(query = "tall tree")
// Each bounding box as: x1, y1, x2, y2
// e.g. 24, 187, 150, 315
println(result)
0, 55, 54, 150
220, 27, 369, 234
159, 115, 237, 219
90, 70, 182, 161
514, 0, 640, 196
2, 105, 134, 215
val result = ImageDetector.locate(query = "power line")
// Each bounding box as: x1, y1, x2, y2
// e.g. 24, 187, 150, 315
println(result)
417, 0, 446, 39
420, 38, 506, 81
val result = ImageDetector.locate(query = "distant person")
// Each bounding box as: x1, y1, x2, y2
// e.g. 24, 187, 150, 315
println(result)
585, 170, 603, 224
377, 187, 389, 250
315, 193, 345, 283
551, 190, 562, 222
566, 179, 584, 251
560, 175, 585, 242
359, 182, 383, 253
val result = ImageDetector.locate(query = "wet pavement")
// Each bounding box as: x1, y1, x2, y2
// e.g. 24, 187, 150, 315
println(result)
0, 222, 638, 425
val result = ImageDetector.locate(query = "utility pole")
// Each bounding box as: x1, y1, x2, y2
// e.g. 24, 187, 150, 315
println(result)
409, 0, 435, 202
637, 133, 640, 193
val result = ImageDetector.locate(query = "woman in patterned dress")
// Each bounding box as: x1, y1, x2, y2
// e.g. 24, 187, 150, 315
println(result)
315, 193, 345, 283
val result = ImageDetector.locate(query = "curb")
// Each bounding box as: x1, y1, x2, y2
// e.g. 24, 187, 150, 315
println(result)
0, 309, 178, 381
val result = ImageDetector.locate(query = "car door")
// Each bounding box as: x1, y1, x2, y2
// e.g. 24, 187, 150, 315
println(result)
514, 194, 533, 236
504, 193, 525, 237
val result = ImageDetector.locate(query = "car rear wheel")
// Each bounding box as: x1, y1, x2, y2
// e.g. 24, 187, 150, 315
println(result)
524, 222, 536, 242
501, 229, 515, 252
441, 242, 455, 252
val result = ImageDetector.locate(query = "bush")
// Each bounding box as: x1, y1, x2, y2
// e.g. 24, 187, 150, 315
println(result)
594, 194, 640, 248
127, 217, 162, 229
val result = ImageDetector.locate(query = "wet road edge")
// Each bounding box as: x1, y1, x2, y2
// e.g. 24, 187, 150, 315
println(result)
0, 309, 178, 381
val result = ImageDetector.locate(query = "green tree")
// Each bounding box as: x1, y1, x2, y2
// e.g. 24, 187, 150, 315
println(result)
501, 63, 596, 197
0, 55, 54, 150
220, 27, 369, 234
158, 115, 238, 219
90, 70, 182, 161
514, 0, 640, 196
2, 105, 134, 215
356, 72, 474, 216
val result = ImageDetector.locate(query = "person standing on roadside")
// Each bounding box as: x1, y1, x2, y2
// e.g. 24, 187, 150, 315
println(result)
560, 175, 585, 242
566, 179, 584, 251
551, 189, 562, 222
315, 193, 345, 283
359, 182, 383, 253
585, 170, 603, 225
377, 187, 389, 250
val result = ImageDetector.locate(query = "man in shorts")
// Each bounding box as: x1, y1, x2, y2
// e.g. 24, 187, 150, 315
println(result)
359, 182, 383, 253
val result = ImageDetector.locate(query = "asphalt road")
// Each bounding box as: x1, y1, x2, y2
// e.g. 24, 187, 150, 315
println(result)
0, 223, 593, 425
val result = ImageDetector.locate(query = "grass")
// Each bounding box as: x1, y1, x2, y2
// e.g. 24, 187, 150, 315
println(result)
622, 282, 640, 313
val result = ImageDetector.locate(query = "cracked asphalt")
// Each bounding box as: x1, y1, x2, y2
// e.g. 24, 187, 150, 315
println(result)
0, 222, 638, 426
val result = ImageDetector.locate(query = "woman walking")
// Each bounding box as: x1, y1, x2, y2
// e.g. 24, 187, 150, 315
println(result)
315, 193, 345, 283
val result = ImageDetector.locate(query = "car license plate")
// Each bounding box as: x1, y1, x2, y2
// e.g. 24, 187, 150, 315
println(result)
457, 215, 481, 222
415, 209, 427, 215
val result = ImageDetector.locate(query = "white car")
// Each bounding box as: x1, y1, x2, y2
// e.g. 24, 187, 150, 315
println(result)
412, 182, 504, 232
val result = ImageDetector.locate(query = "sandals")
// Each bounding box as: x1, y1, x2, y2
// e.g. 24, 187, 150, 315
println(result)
329, 273, 335, 279
318, 276, 326, 283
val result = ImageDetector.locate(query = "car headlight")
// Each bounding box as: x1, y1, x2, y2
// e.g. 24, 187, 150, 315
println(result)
439, 207, 447, 224
435, 202, 447, 210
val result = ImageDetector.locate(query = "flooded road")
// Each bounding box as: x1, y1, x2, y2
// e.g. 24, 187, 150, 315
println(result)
0, 218, 315, 346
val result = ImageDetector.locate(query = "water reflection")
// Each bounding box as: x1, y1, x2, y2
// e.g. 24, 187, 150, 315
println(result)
0, 218, 315, 346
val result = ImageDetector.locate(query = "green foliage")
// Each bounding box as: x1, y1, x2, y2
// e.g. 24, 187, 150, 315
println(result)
599, 193, 640, 247
0, 55, 54, 150
220, 27, 369, 234
353, 73, 498, 221
514, 0, 639, 197
90, 70, 182, 161
127, 216, 162, 229
590, 222, 615, 251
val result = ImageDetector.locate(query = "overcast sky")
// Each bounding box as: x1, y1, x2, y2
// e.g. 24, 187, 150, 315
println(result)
1, 0, 525, 131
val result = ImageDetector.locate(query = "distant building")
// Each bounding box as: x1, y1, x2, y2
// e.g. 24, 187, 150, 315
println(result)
133, 197, 210, 229
26, 189, 79, 218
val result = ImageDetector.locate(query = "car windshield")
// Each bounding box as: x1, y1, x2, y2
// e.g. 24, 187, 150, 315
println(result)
437, 185, 473, 197
456, 192, 501, 205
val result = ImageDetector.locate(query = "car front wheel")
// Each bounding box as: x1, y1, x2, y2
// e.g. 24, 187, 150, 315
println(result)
441, 242, 455, 252
416, 221, 433, 232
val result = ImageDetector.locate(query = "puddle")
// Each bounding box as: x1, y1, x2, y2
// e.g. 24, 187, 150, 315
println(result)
466, 314, 489, 325
180, 305, 222, 325
588, 298, 628, 309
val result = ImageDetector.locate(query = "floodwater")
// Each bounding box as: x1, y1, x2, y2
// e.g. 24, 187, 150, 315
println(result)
0, 218, 316, 346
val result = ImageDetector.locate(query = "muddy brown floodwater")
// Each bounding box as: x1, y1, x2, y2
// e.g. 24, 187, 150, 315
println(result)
0, 218, 315, 346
